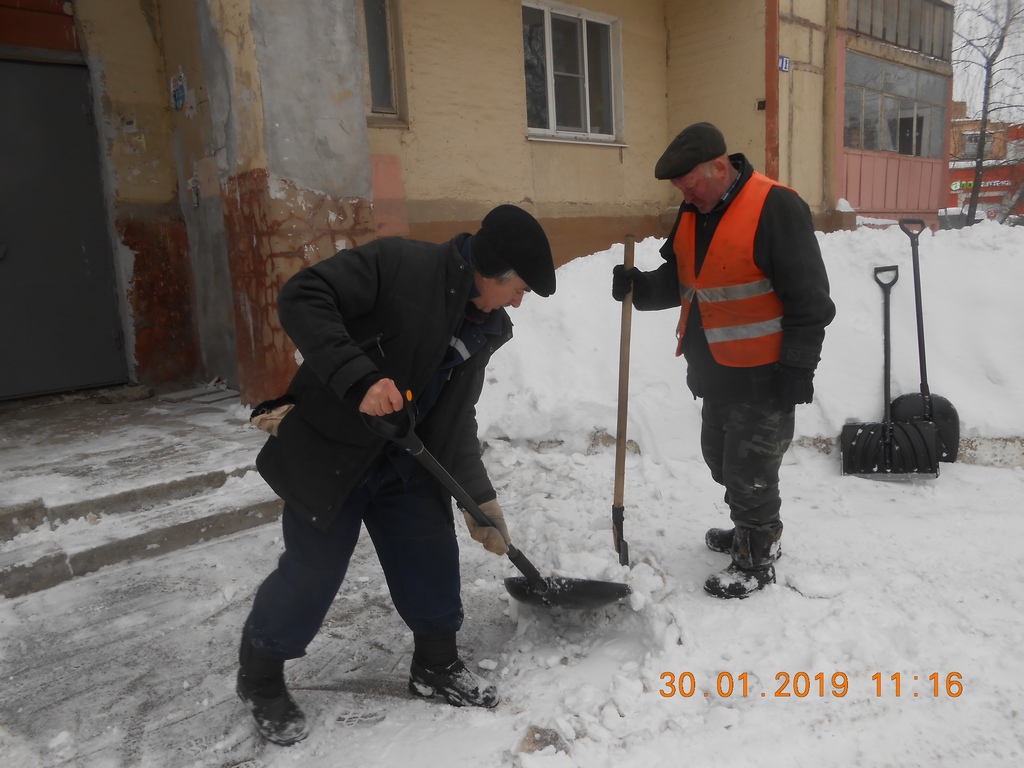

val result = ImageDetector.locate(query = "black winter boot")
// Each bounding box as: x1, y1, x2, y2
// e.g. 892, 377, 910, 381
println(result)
704, 525, 782, 599
705, 527, 782, 561
408, 632, 498, 708
236, 638, 308, 746
409, 659, 499, 708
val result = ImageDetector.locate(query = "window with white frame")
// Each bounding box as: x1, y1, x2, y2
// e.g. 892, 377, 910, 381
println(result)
522, 2, 620, 141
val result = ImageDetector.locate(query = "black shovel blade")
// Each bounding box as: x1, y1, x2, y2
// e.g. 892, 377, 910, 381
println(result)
840, 420, 940, 476
890, 393, 960, 462
504, 576, 632, 610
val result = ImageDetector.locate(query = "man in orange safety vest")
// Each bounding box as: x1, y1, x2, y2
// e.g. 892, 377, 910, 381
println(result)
612, 122, 835, 599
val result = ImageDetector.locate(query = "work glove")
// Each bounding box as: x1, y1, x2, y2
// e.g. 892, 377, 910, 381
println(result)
612, 265, 641, 302
462, 499, 510, 556
249, 396, 295, 437
774, 364, 815, 411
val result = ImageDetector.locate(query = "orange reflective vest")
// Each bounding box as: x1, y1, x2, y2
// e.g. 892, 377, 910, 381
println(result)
674, 172, 785, 367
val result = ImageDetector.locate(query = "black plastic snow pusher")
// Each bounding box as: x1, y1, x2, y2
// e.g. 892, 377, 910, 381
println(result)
889, 219, 960, 462
366, 395, 631, 610
840, 265, 940, 477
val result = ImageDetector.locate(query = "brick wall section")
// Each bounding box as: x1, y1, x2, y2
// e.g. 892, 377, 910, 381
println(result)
222, 168, 377, 405
0, 0, 78, 52
117, 212, 201, 385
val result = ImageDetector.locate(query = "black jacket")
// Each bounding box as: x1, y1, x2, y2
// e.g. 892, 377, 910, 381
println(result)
256, 233, 512, 531
631, 154, 836, 402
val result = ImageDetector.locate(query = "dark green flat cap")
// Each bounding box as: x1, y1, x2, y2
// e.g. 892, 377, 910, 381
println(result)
654, 122, 728, 180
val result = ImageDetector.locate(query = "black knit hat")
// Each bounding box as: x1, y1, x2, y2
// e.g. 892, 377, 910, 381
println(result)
471, 204, 556, 297
654, 122, 728, 180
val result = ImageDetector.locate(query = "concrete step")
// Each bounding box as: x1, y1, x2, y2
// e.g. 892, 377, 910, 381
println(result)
0, 470, 281, 598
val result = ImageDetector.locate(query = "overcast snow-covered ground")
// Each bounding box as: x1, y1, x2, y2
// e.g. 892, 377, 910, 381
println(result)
2, 220, 1024, 768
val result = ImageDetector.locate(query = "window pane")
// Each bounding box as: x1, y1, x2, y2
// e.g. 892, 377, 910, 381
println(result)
586, 21, 612, 135
551, 15, 584, 131
848, 0, 860, 29
522, 6, 549, 130
896, 0, 911, 47
363, 0, 394, 113
898, 99, 918, 155
909, 1, 921, 51
846, 52, 882, 89
554, 73, 585, 131
863, 90, 881, 150
925, 104, 945, 157
921, 1, 935, 56
844, 85, 863, 148
964, 133, 980, 158
551, 15, 582, 75
883, 0, 898, 42
881, 95, 900, 151
916, 70, 946, 105
871, 0, 885, 38
883, 63, 916, 98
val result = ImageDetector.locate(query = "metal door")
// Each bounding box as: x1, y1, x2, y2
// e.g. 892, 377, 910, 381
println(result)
0, 60, 127, 401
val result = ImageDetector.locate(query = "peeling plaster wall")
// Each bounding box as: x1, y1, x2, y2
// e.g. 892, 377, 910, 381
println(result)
250, 0, 371, 199
75, 0, 201, 386
198, 0, 376, 403
159, 1, 239, 386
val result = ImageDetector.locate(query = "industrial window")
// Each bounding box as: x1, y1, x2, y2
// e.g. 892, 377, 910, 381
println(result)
847, 0, 953, 62
843, 52, 947, 158
359, 0, 405, 121
962, 131, 995, 159
522, 2, 620, 141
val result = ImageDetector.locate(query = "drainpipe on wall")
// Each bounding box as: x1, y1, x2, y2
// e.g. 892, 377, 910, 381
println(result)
764, 0, 780, 181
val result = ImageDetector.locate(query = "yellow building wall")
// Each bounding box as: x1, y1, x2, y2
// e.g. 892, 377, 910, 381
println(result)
368, 0, 672, 261
665, 0, 767, 172
75, 0, 177, 207
778, 0, 829, 210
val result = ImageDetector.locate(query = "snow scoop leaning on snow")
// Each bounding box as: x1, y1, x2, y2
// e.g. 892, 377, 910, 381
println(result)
840, 265, 940, 476
888, 219, 960, 463
364, 392, 632, 610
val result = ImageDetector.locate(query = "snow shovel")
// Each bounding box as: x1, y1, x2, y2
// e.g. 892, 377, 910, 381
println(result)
840, 265, 941, 477
890, 219, 960, 462
611, 235, 635, 567
365, 396, 632, 610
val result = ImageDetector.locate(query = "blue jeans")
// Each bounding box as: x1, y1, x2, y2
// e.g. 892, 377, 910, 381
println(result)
243, 454, 463, 659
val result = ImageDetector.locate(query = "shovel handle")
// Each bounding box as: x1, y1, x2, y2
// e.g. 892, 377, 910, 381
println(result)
612, 236, 634, 566
363, 394, 549, 593
898, 218, 933, 406
899, 218, 926, 241
874, 265, 898, 289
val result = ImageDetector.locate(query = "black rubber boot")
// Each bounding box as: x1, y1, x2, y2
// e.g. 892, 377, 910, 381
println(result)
705, 527, 782, 561
236, 638, 308, 746
704, 525, 782, 599
704, 527, 735, 554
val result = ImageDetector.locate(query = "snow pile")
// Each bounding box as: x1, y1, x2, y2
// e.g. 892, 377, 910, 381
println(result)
3, 222, 1024, 767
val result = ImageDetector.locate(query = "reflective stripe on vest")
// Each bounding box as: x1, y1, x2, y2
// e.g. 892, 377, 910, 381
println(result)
674, 172, 785, 367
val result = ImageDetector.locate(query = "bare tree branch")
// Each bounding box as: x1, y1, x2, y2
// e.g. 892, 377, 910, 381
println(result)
954, 0, 1024, 224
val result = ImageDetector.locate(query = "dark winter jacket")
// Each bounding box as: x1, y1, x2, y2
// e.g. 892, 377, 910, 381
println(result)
256, 233, 513, 532
631, 154, 835, 403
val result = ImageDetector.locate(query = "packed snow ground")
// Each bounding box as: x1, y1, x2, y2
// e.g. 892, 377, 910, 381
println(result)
2, 221, 1024, 767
